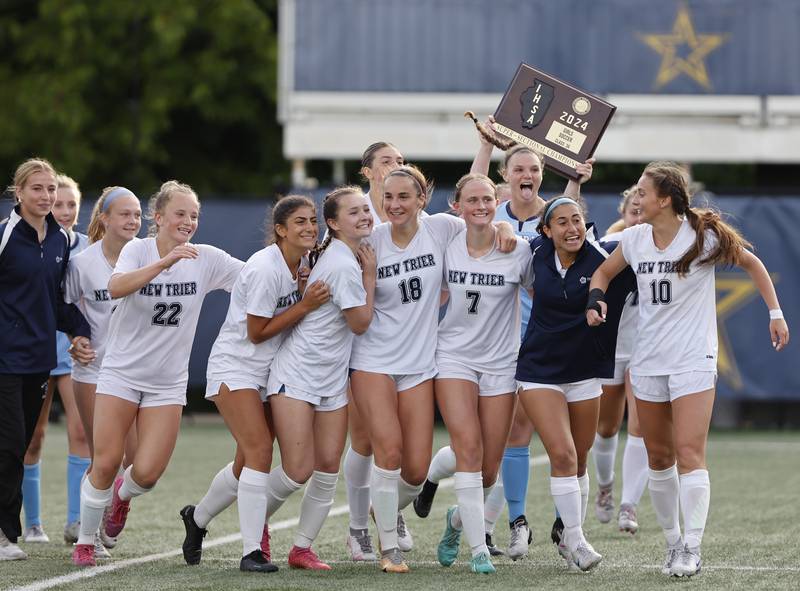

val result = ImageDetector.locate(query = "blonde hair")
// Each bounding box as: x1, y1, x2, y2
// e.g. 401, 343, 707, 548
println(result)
384, 165, 433, 209
9, 158, 57, 202
146, 180, 199, 237
498, 145, 545, 177
450, 173, 496, 208
87, 186, 139, 244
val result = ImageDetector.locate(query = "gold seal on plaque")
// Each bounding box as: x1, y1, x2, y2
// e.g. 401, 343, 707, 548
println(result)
572, 97, 591, 115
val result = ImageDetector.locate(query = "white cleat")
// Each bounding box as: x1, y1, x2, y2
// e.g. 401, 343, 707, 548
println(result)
661, 539, 684, 576
594, 483, 614, 524
64, 521, 80, 544
0, 528, 28, 561
570, 540, 602, 572
23, 524, 50, 543
507, 515, 532, 561
671, 544, 702, 577
396, 512, 413, 552
93, 532, 112, 559
618, 503, 639, 534
99, 506, 118, 548
345, 528, 377, 561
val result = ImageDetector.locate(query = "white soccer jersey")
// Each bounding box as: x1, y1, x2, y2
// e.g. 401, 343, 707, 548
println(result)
349, 213, 464, 375
64, 239, 130, 383
365, 191, 382, 226
99, 238, 244, 393
602, 231, 638, 361
437, 233, 533, 374
271, 238, 366, 396
621, 219, 718, 376
206, 244, 302, 387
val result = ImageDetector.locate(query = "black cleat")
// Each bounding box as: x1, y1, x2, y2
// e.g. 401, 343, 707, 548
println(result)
180, 505, 207, 565
550, 516, 564, 546
485, 533, 505, 557
413, 479, 439, 518
240, 549, 279, 572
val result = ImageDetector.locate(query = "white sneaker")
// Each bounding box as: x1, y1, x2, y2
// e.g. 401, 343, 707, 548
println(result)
661, 539, 684, 576
0, 528, 28, 561
671, 544, 702, 577
594, 483, 614, 524
570, 540, 602, 572
99, 506, 118, 548
23, 524, 50, 543
93, 532, 112, 559
345, 528, 377, 561
64, 521, 80, 544
396, 512, 413, 552
507, 515, 531, 560
618, 503, 639, 534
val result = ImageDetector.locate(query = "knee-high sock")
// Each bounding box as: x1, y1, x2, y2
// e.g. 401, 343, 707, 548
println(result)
370, 465, 400, 551
649, 465, 681, 546
427, 446, 457, 483
194, 462, 238, 528
679, 469, 710, 550
66, 455, 90, 525
22, 462, 41, 529
593, 433, 618, 487
77, 478, 112, 545
453, 472, 487, 557
294, 471, 339, 548
621, 436, 649, 506
397, 477, 422, 511
238, 468, 268, 557
118, 465, 151, 501
265, 465, 302, 520
483, 479, 505, 534
343, 447, 372, 530
502, 446, 530, 521
550, 476, 584, 552
577, 472, 590, 524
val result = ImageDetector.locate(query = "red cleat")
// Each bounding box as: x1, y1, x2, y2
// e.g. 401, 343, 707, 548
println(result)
104, 477, 130, 538
72, 543, 96, 567
260, 523, 271, 562
288, 545, 331, 570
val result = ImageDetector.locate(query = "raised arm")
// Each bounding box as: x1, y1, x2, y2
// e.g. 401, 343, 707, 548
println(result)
737, 249, 790, 350
586, 246, 628, 326
563, 158, 595, 213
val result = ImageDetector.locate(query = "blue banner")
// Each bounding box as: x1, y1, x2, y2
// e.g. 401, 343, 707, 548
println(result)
292, 0, 800, 95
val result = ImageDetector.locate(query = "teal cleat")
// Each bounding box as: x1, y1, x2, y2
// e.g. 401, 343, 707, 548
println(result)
437, 506, 462, 566
470, 551, 496, 574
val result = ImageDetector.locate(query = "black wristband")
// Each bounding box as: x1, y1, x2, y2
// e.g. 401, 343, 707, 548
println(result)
586, 288, 606, 314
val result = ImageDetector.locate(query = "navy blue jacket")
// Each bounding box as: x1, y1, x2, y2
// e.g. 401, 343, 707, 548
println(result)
516, 226, 635, 384
0, 206, 90, 374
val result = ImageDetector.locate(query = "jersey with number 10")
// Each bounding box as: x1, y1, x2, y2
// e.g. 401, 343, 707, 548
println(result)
100, 237, 243, 393
437, 233, 533, 374
350, 213, 464, 375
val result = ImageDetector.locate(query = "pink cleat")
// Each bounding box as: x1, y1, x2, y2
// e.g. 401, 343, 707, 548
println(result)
72, 543, 96, 567
104, 477, 130, 538
260, 523, 271, 562
288, 545, 331, 570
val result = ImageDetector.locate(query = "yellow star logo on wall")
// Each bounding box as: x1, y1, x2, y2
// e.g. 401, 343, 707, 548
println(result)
715, 272, 775, 391
638, 2, 728, 90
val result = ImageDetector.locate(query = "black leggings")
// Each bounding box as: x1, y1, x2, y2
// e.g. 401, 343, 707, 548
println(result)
0, 373, 48, 542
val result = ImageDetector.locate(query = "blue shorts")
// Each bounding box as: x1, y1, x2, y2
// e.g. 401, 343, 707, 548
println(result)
51, 332, 73, 376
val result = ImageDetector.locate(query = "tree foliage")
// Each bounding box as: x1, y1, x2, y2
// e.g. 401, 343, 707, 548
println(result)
0, 0, 282, 196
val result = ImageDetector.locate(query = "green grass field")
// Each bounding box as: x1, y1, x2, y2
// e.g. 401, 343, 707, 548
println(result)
4, 420, 799, 591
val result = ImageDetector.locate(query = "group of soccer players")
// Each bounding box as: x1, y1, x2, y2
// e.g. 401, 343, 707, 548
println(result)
0, 118, 789, 579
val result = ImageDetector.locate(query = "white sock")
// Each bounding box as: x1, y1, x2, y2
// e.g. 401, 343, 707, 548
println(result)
370, 465, 400, 551
621, 436, 649, 506
454, 472, 487, 557
550, 476, 584, 552
577, 472, 590, 524
397, 477, 423, 511
679, 469, 710, 550
593, 433, 618, 487
483, 481, 505, 535
238, 468, 268, 557
78, 478, 113, 545
194, 462, 238, 528
294, 471, 339, 548
265, 465, 302, 520
118, 465, 151, 501
427, 446, 457, 483
649, 465, 682, 546
343, 447, 372, 530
